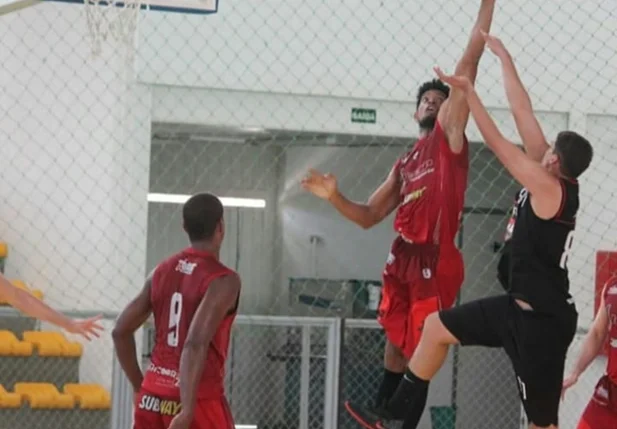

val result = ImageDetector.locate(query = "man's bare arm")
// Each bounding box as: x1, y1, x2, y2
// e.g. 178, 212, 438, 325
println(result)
112, 272, 154, 391
328, 168, 401, 229
464, 87, 562, 219
438, 0, 496, 153
487, 35, 550, 161
178, 273, 240, 418
0, 273, 102, 339
571, 286, 609, 380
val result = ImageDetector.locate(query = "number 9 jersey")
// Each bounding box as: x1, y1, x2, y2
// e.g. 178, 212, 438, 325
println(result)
142, 247, 238, 399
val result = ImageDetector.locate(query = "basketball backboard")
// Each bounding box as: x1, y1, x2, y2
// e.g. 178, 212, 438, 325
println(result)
0, 0, 218, 15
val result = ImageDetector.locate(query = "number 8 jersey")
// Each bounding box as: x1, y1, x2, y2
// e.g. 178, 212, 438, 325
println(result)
509, 178, 579, 314
142, 247, 238, 399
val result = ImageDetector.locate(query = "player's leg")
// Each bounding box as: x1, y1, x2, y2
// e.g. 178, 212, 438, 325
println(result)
350, 295, 510, 429
510, 308, 577, 429
374, 267, 410, 409
133, 390, 167, 429
386, 296, 508, 427
344, 247, 410, 428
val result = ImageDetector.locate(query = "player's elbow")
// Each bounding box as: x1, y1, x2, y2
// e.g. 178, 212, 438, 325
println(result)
359, 218, 376, 230
111, 322, 133, 340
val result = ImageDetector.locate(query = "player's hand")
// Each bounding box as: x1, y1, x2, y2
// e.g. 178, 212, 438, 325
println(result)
64, 315, 105, 341
301, 169, 337, 200
167, 410, 193, 429
433, 67, 472, 93
561, 372, 579, 401
481, 30, 508, 58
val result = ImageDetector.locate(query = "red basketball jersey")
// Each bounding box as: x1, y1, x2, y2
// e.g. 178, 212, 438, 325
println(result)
393, 121, 469, 245
604, 277, 617, 384
142, 247, 238, 399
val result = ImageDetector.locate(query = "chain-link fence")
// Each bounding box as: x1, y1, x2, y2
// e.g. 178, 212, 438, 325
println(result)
1, 0, 617, 428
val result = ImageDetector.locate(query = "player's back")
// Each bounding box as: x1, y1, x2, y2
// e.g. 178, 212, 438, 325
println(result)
393, 120, 469, 246
143, 247, 237, 399
604, 278, 617, 384
509, 179, 579, 313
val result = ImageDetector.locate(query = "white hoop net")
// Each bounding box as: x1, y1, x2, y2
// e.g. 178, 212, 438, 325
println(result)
83, 0, 143, 61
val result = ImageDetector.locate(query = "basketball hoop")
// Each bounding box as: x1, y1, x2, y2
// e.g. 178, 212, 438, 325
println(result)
83, 0, 145, 61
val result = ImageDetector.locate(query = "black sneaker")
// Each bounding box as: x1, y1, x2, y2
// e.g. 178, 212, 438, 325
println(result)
344, 401, 383, 429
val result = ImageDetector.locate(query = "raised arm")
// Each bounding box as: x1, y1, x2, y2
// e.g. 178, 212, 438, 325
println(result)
0, 273, 103, 340
435, 68, 562, 219
562, 284, 611, 398
482, 32, 550, 161
437, 0, 496, 153
301, 167, 401, 229
173, 273, 240, 427
112, 272, 154, 393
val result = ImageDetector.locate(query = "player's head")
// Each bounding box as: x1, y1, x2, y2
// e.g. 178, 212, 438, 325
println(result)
182, 193, 225, 247
414, 79, 450, 131
541, 131, 594, 179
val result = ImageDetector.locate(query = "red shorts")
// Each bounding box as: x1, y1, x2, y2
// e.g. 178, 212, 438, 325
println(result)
133, 389, 234, 429
378, 237, 464, 359
577, 376, 617, 429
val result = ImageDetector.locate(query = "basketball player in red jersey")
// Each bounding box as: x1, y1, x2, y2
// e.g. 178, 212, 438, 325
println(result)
301, 0, 496, 422
112, 193, 240, 429
562, 276, 617, 428
0, 272, 103, 340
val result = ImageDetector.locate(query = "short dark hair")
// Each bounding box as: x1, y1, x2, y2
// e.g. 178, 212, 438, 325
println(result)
554, 131, 593, 179
182, 193, 224, 242
416, 79, 450, 108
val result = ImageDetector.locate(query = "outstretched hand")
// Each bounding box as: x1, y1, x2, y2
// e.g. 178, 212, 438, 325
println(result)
561, 373, 579, 401
433, 66, 473, 93
481, 30, 509, 58
301, 169, 338, 201
64, 315, 105, 341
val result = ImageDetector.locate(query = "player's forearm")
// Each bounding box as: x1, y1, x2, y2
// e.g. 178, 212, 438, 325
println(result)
572, 330, 606, 377
0, 275, 73, 329
500, 53, 532, 113
328, 190, 377, 229
111, 332, 143, 391
466, 89, 508, 153
456, 0, 496, 76
178, 341, 208, 416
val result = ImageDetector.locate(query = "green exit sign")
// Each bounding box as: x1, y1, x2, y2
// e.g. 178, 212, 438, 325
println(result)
351, 108, 376, 124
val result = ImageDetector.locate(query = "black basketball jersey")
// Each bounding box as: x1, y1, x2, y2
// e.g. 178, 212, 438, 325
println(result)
496, 190, 520, 290
508, 179, 579, 313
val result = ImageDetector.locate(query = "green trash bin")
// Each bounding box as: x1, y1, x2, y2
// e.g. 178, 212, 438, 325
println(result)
430, 405, 456, 429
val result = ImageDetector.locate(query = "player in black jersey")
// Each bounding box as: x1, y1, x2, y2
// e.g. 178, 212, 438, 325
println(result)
345, 33, 594, 429
496, 190, 519, 291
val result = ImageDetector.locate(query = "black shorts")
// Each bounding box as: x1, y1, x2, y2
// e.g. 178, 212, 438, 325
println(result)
439, 294, 577, 427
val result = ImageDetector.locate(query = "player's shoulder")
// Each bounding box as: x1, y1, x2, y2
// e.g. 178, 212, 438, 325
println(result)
155, 249, 189, 272
202, 258, 238, 282
558, 178, 580, 215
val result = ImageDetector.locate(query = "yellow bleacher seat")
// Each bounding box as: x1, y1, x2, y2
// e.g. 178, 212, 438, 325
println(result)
22, 331, 82, 358
63, 384, 111, 410
0, 331, 33, 356
0, 385, 21, 408
14, 383, 74, 409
